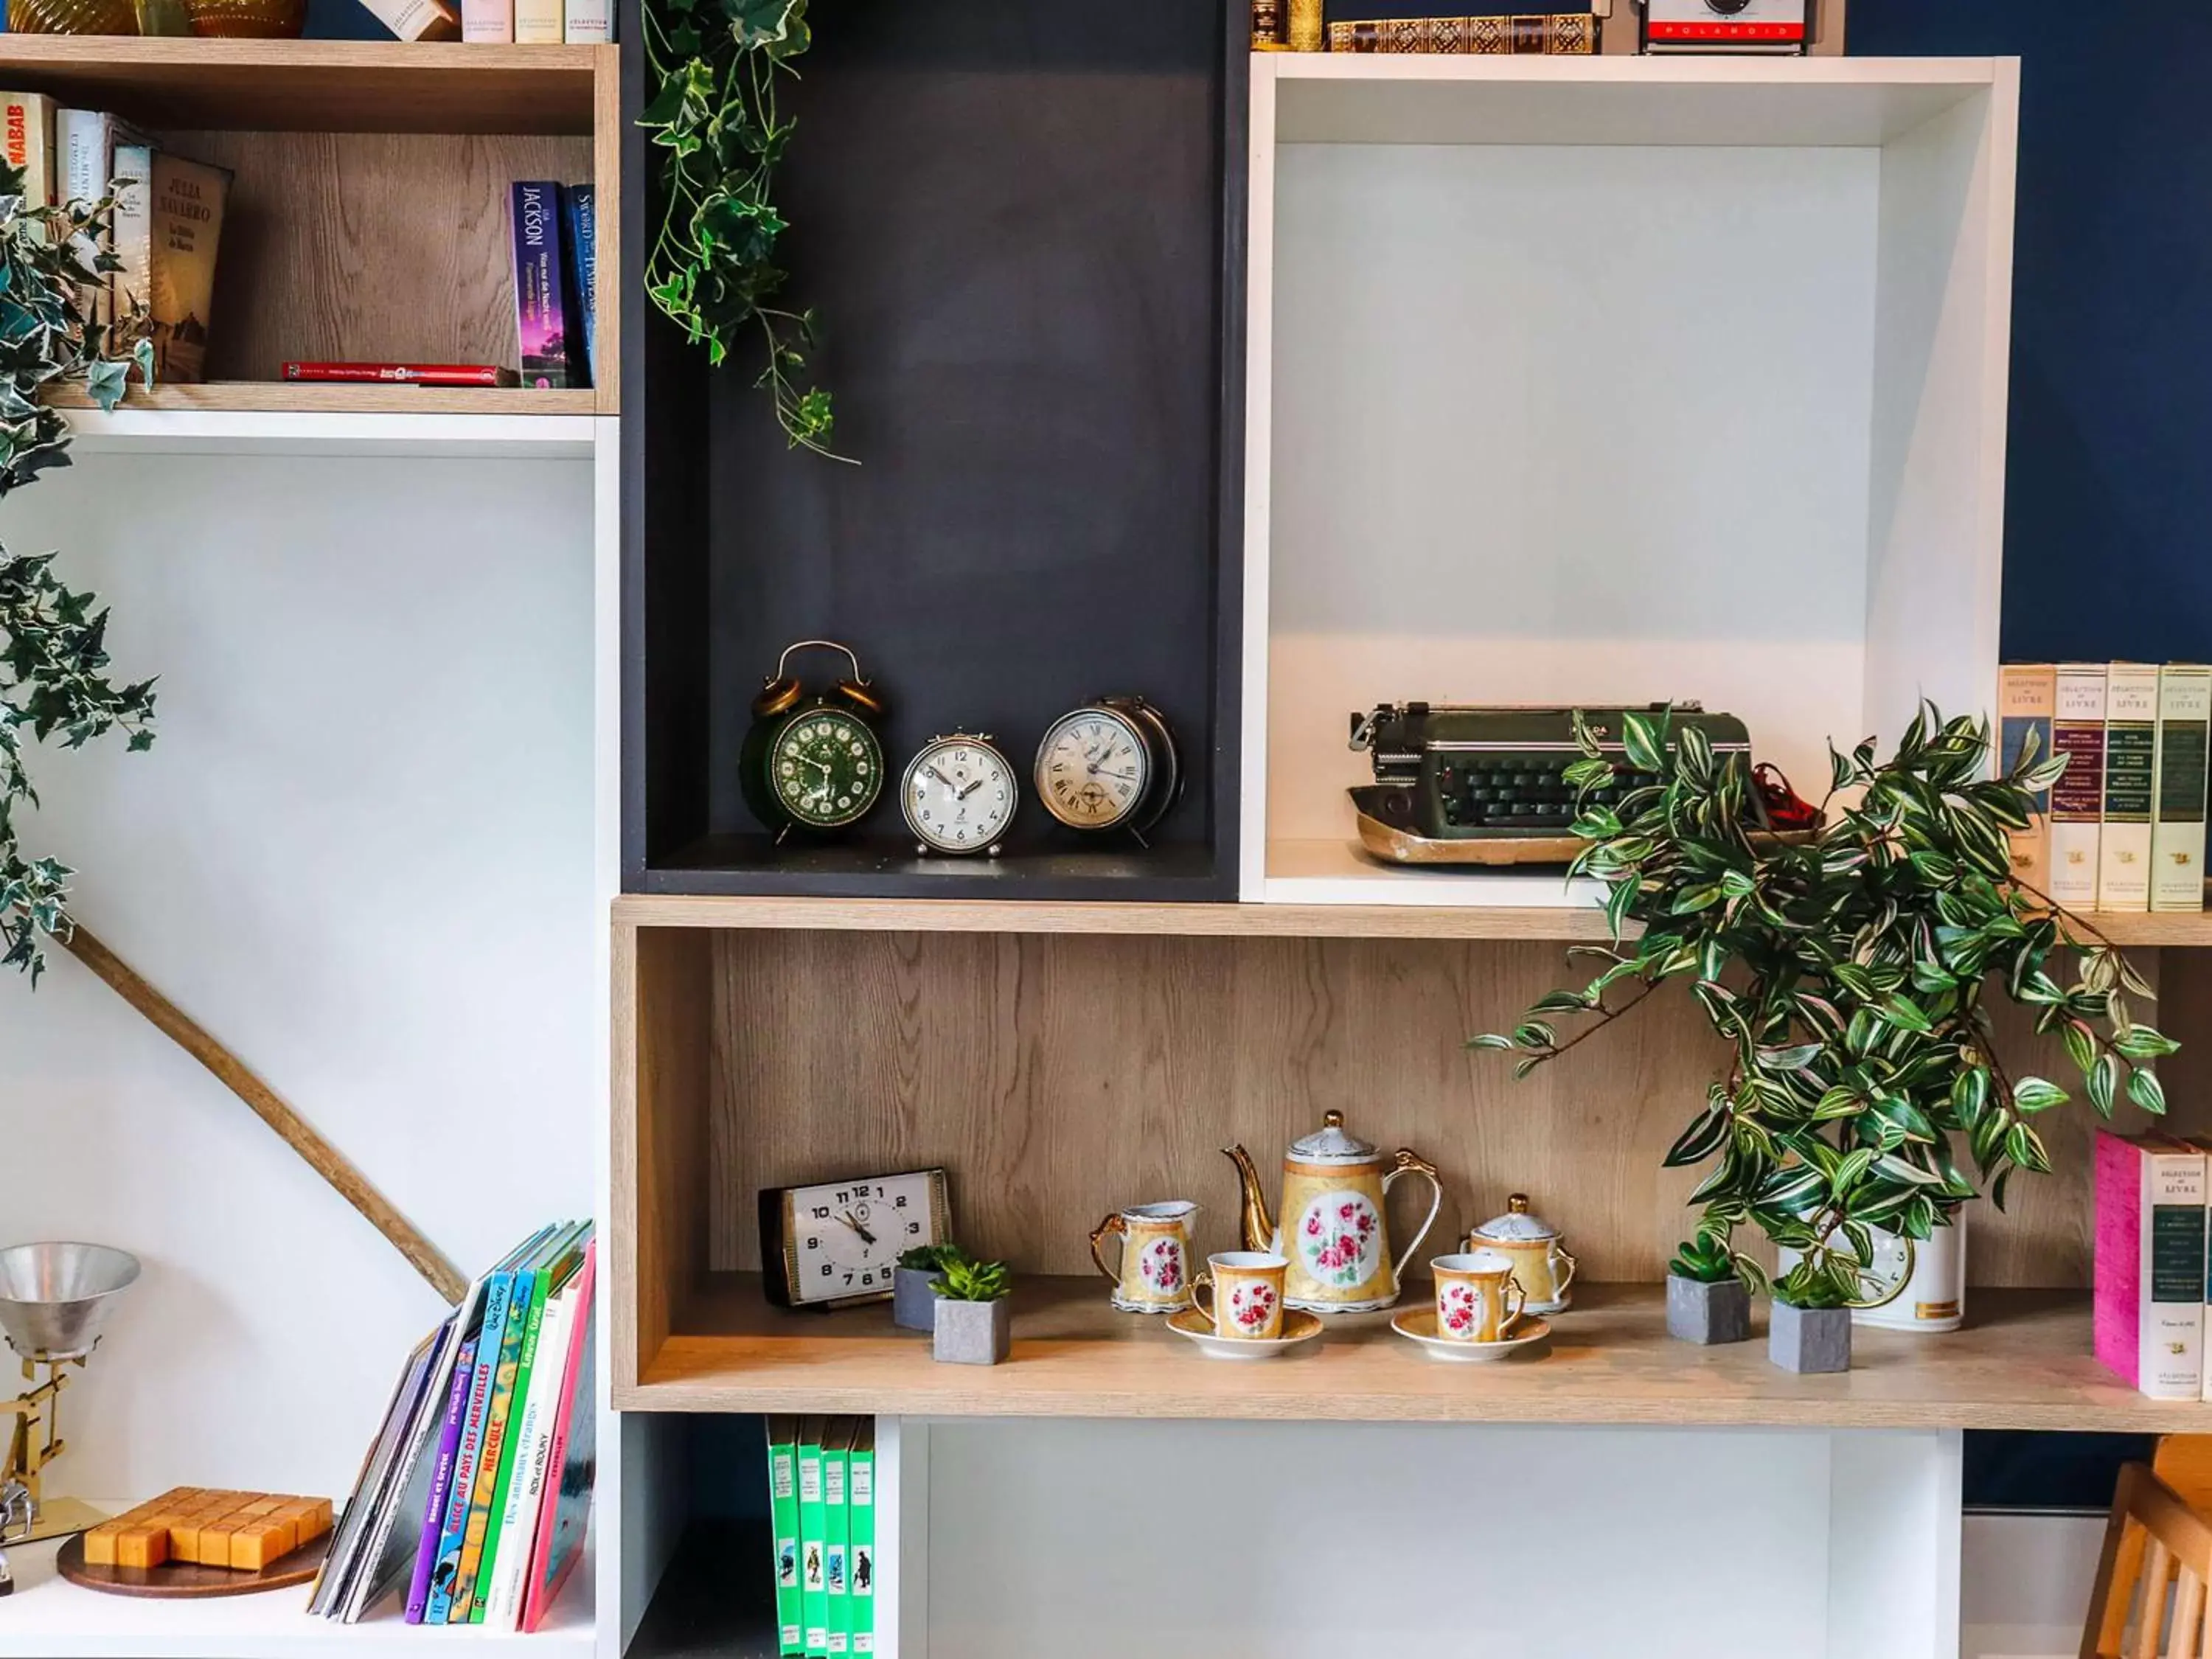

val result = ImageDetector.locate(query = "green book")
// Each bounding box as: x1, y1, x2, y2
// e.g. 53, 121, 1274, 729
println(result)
448, 1228, 555, 1619
766, 1417, 804, 1657
847, 1420, 876, 1657
471, 1221, 587, 1622
824, 1419, 852, 1658
798, 1417, 828, 1659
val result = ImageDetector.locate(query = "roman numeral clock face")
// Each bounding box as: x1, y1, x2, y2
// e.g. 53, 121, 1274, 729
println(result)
1037, 709, 1150, 830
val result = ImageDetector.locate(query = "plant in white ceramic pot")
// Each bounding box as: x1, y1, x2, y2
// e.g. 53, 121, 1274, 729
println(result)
1478, 706, 2173, 1373
0, 166, 157, 981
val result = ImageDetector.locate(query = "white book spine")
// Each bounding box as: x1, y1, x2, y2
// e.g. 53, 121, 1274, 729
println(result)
2098, 664, 2160, 911
2154, 667, 2212, 913
512, 0, 561, 44
2049, 664, 2108, 908
483, 1281, 574, 1631
56, 108, 103, 206
461, 0, 513, 42
563, 0, 610, 43
2140, 1146, 2209, 1401
358, 0, 457, 38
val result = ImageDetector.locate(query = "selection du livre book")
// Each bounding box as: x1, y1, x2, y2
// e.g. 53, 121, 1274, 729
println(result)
315, 1222, 596, 1631
767, 1417, 877, 1659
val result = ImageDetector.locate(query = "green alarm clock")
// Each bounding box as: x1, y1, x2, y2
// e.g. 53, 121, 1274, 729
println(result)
740, 640, 891, 838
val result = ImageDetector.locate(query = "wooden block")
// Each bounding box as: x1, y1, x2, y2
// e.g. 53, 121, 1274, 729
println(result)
167, 1519, 201, 1562
240, 1497, 279, 1517
296, 1498, 333, 1543
194, 1521, 236, 1568
230, 1517, 298, 1571
115, 1526, 170, 1571
80, 1525, 121, 1567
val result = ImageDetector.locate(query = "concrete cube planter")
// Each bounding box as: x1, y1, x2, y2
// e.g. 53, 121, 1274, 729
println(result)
1666, 1273, 1751, 1346
932, 1297, 1011, 1366
1768, 1300, 1852, 1374
892, 1266, 938, 1332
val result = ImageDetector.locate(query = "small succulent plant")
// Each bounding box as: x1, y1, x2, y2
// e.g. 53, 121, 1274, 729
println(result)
931, 1255, 1010, 1304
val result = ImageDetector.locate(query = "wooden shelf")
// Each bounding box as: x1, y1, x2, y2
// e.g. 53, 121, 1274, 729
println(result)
622, 1278, 2211, 1433
46, 383, 594, 417
0, 39, 604, 135
60, 406, 598, 457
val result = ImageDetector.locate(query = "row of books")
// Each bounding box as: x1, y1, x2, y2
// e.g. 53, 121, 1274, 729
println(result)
360, 0, 607, 43
766, 1416, 878, 1659
313, 1222, 596, 1632
2, 94, 229, 383
2000, 663, 2211, 914
2097, 1133, 2212, 1401
1255, 1, 1601, 54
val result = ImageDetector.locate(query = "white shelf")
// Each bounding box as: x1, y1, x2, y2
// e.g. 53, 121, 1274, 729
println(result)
1261, 838, 1604, 908
0, 1532, 596, 1658
59, 409, 601, 459
1271, 52, 2005, 147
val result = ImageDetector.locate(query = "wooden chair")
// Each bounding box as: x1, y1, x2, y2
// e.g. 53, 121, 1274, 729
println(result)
2084, 1463, 2212, 1658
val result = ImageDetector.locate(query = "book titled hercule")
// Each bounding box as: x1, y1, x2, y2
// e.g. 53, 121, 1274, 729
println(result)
509, 181, 572, 390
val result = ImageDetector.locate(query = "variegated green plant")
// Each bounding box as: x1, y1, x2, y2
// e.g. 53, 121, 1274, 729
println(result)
0, 164, 158, 981
639, 0, 847, 459
1478, 706, 2172, 1311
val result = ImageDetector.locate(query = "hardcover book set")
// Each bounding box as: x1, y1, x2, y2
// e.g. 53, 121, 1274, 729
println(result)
766, 1417, 877, 1659
1255, 0, 1835, 55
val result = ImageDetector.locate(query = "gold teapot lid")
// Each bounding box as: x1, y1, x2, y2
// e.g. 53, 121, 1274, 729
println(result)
1472, 1193, 1563, 1244
1288, 1111, 1380, 1167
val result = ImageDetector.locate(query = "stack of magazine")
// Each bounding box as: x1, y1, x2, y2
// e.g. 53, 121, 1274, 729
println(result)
312, 1222, 597, 1632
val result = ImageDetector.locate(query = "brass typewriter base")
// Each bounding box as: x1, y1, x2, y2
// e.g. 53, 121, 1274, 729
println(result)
1354, 811, 1820, 869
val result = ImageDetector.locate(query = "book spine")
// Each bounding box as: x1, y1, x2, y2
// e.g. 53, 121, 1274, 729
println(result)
2154, 667, 2212, 914
282, 361, 516, 387
358, 0, 458, 38
563, 0, 608, 43
485, 1279, 572, 1630
461, 0, 511, 42
406, 1335, 478, 1623
470, 1269, 552, 1623
514, 0, 560, 44
1997, 664, 2056, 895
799, 1425, 828, 1659
1251, 0, 1287, 48
769, 1420, 804, 1656
511, 181, 571, 389
108, 140, 151, 349
561, 185, 597, 389
451, 1264, 537, 1620
2049, 664, 2109, 909
427, 1270, 512, 1624
2098, 664, 2160, 912
2143, 1143, 2208, 1401
1, 94, 55, 208
55, 109, 105, 327
824, 1433, 849, 1658
2096, 1130, 2143, 1388
848, 1425, 875, 1657
1326, 15, 1598, 52
145, 152, 229, 386
520, 1242, 596, 1635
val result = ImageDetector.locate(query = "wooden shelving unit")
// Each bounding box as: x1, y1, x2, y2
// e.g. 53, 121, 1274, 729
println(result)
46, 383, 595, 417
623, 1279, 2207, 1433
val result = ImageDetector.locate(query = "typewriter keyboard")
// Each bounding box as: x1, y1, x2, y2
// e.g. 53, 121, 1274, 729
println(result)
1436, 761, 1665, 832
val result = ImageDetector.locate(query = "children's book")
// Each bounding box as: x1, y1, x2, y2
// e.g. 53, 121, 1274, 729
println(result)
824, 1420, 852, 1658
520, 1239, 597, 1635
485, 1227, 591, 1630
799, 1418, 828, 1659
768, 1417, 803, 1656
848, 1421, 876, 1657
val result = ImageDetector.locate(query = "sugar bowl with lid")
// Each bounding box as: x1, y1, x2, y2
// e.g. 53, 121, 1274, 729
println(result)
1463, 1193, 1578, 1315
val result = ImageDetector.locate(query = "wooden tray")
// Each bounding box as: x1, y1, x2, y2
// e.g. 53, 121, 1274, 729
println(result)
56, 1528, 330, 1599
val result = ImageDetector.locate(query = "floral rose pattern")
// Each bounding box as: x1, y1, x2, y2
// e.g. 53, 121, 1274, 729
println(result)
1138, 1237, 1184, 1294
1229, 1280, 1279, 1333
1440, 1281, 1479, 1337
1296, 1192, 1381, 1290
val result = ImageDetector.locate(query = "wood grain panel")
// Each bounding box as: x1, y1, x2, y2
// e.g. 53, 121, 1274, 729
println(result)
694, 929, 2163, 1288
45, 383, 590, 416
622, 1277, 2212, 1432
616, 925, 714, 1391
160, 131, 591, 383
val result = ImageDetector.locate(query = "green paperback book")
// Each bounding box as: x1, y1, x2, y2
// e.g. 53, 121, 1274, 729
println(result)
848, 1420, 876, 1656
798, 1417, 829, 1659
766, 1417, 804, 1657
472, 1221, 588, 1623
448, 1226, 563, 1620
824, 1420, 852, 1658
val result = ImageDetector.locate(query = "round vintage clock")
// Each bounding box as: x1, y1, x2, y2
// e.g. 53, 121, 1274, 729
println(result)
758, 1168, 953, 1310
902, 734, 1018, 857
739, 640, 890, 838
1034, 697, 1180, 838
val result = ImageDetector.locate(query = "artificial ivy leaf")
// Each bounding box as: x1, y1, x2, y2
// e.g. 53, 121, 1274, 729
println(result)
2011, 1077, 2067, 1115
2004, 1120, 2053, 1175
1513, 1021, 1556, 1051
1529, 990, 1594, 1016
2129, 1068, 2168, 1116
1664, 1108, 1733, 1169
1756, 1043, 1823, 1073
2115, 1027, 2181, 1061
1879, 995, 1933, 1034
1620, 709, 1666, 774
1466, 1033, 1514, 1051
2086, 1053, 2119, 1118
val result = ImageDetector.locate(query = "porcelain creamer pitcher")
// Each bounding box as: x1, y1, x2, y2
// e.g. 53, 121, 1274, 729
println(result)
1224, 1111, 1442, 1313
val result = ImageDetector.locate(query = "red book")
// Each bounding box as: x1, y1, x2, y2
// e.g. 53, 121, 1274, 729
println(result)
281, 362, 521, 388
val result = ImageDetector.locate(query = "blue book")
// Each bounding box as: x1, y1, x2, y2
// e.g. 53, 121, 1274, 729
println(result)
560, 184, 597, 390
423, 1226, 552, 1624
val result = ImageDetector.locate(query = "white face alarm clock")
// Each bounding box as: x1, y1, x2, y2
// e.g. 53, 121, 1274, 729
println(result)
902, 733, 1019, 856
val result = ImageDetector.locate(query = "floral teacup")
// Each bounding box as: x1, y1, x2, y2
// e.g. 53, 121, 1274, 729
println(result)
1192, 1251, 1287, 1340
1089, 1201, 1200, 1312
1432, 1250, 1525, 1344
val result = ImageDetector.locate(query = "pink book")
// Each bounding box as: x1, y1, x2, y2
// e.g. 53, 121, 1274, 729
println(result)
2096, 1131, 2207, 1399
521, 1239, 595, 1634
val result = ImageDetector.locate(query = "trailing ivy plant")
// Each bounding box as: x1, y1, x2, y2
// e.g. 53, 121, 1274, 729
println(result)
639, 0, 846, 459
0, 165, 159, 982
1477, 705, 2173, 1311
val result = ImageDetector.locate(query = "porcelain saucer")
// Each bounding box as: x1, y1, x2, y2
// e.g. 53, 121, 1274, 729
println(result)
1390, 1310, 1552, 1363
1167, 1307, 1324, 1361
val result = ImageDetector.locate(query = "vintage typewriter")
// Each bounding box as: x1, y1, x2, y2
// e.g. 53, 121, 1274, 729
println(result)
1347, 702, 1772, 866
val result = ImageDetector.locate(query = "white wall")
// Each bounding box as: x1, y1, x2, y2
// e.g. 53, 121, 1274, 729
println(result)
0, 451, 597, 1501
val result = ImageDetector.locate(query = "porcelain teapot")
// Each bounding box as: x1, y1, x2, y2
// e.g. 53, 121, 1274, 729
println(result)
1224, 1112, 1442, 1312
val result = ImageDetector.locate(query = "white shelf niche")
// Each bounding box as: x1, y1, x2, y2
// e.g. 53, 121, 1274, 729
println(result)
1242, 55, 2019, 905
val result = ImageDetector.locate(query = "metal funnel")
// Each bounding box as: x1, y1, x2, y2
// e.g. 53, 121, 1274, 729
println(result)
0, 1243, 139, 1359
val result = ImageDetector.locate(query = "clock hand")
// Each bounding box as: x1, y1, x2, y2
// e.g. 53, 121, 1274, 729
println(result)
839, 1210, 878, 1248
957, 775, 988, 799
927, 764, 959, 790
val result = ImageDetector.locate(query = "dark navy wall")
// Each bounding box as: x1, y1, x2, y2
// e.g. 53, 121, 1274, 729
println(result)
1854, 0, 2212, 663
